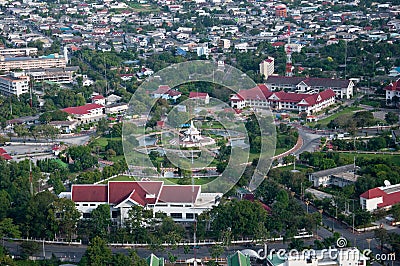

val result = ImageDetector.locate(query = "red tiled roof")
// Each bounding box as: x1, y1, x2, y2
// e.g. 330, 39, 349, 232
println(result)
158, 185, 200, 203
378, 191, 400, 208
272, 42, 285, 47
189, 92, 209, 99
0, 154, 12, 160
236, 84, 272, 101
72, 185, 108, 202
0, 148, 6, 154
108, 181, 163, 206
360, 187, 385, 199
384, 80, 400, 91
92, 95, 105, 100
62, 103, 104, 115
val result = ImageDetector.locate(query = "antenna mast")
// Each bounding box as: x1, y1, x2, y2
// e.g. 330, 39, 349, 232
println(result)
285, 24, 293, 77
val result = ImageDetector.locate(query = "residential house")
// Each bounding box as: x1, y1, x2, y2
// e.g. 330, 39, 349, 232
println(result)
0, 71, 30, 96
151, 85, 182, 102
189, 92, 210, 104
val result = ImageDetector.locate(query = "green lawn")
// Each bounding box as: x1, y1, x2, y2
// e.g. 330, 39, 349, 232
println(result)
275, 147, 289, 156
101, 175, 217, 185
309, 107, 362, 128
337, 152, 400, 166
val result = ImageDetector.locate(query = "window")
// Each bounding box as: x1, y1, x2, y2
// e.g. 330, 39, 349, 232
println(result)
112, 210, 120, 219
90, 204, 96, 206
156, 204, 168, 207
83, 204, 88, 206
83, 213, 91, 219
75, 204, 80, 207
170, 204, 183, 207
170, 213, 182, 219
186, 213, 194, 219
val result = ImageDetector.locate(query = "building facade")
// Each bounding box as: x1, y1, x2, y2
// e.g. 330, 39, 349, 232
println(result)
62, 103, 105, 124
265, 76, 354, 99
28, 67, 78, 84
66, 181, 222, 225
360, 183, 400, 211
259, 57, 275, 79
230, 85, 336, 115
0, 71, 30, 96
384, 79, 400, 106
0, 47, 38, 57
0, 54, 67, 71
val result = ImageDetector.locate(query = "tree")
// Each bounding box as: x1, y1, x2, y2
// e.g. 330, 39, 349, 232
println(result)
385, 112, 398, 125
392, 204, 400, 221
49, 198, 81, 241
0, 190, 11, 220
80, 236, 112, 266
374, 228, 389, 250
26, 191, 57, 239
0, 218, 20, 238
209, 244, 224, 260
20, 241, 40, 259
90, 204, 111, 240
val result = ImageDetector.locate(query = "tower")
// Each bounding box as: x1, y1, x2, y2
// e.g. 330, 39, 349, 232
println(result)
285, 24, 293, 77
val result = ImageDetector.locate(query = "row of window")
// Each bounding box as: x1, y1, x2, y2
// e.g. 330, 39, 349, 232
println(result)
76, 203, 97, 207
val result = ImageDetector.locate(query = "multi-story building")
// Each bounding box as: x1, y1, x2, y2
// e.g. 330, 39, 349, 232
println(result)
230, 85, 336, 115
0, 53, 67, 72
265, 76, 354, 99
62, 103, 105, 124
65, 181, 222, 225
27, 67, 78, 84
259, 57, 275, 79
0, 71, 30, 96
0, 47, 38, 57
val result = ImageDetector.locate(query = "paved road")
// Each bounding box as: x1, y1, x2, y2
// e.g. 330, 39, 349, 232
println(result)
294, 127, 321, 155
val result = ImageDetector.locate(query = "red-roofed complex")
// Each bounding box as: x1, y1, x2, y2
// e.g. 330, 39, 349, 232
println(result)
266, 76, 354, 99
384, 79, 400, 106
189, 92, 210, 104
230, 85, 336, 115
62, 103, 105, 124
66, 181, 222, 225
360, 183, 400, 211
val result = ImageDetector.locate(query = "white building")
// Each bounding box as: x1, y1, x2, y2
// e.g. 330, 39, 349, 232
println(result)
266, 76, 354, 99
230, 85, 336, 115
0, 71, 30, 96
360, 182, 400, 211
384, 79, 400, 106
308, 164, 359, 188
0, 53, 67, 71
62, 103, 105, 124
0, 47, 38, 56
67, 181, 222, 225
259, 57, 274, 79
151, 85, 182, 102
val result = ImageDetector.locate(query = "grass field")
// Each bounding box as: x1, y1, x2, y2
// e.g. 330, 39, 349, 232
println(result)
337, 152, 400, 166
309, 107, 362, 128
102, 175, 217, 185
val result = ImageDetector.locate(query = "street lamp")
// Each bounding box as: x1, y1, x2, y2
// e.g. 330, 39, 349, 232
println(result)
305, 200, 310, 214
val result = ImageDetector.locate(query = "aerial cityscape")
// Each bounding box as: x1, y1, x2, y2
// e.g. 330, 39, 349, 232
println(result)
0, 0, 399, 265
